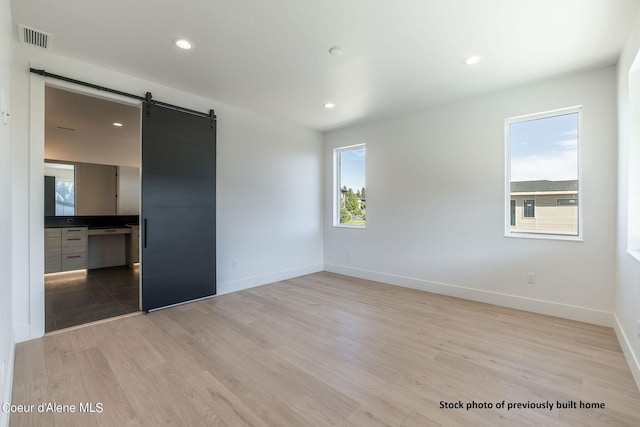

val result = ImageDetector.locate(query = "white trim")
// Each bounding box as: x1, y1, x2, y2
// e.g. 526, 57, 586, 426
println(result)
613, 314, 640, 392
0, 330, 15, 427
28, 72, 46, 340
505, 106, 583, 240
27, 68, 144, 342
333, 143, 366, 151
627, 50, 640, 252
504, 233, 583, 242
218, 263, 324, 295
626, 250, 640, 263
506, 105, 583, 123
12, 324, 31, 344
324, 263, 614, 327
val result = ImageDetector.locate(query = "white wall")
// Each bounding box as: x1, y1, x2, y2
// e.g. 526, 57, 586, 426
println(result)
615, 8, 640, 388
324, 66, 618, 326
117, 166, 140, 215
45, 125, 140, 168
11, 43, 324, 342
0, 0, 12, 425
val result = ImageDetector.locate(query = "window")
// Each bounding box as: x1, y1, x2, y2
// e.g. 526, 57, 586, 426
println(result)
506, 107, 581, 238
334, 144, 366, 227
626, 49, 640, 258
44, 162, 76, 216
523, 200, 535, 218
557, 198, 578, 206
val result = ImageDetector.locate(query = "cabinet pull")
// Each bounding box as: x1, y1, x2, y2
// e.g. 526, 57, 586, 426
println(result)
104, 229, 117, 233
66, 238, 81, 241
144, 219, 148, 248
67, 229, 82, 232
66, 255, 81, 259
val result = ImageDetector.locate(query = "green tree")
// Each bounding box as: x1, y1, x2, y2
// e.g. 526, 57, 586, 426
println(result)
346, 192, 359, 212
340, 207, 351, 223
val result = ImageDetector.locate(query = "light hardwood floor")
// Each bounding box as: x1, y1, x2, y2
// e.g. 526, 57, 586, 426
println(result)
10, 272, 640, 426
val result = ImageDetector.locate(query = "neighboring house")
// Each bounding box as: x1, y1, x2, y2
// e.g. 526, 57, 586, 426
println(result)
510, 180, 578, 235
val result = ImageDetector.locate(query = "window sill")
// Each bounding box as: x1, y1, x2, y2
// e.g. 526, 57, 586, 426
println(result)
627, 250, 640, 263
505, 232, 583, 242
334, 224, 366, 229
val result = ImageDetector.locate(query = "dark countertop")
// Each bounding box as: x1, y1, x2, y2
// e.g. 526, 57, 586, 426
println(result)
45, 215, 139, 229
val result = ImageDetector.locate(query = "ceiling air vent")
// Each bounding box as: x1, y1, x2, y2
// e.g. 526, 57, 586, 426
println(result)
18, 24, 52, 50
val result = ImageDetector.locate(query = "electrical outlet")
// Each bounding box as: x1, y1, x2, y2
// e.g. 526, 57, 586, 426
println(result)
346, 249, 352, 258
637, 320, 640, 338
526, 273, 536, 284
232, 260, 238, 269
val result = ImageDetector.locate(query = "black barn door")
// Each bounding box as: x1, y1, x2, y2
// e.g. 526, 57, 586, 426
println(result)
141, 102, 216, 311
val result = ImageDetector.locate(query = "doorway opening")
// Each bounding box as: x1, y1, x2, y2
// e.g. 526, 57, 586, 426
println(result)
44, 85, 142, 332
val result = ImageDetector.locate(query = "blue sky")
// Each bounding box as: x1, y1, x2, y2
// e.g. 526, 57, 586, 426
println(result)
340, 146, 366, 191
510, 112, 578, 182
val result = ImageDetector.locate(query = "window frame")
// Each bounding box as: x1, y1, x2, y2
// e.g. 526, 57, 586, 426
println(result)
333, 143, 366, 229
504, 106, 583, 241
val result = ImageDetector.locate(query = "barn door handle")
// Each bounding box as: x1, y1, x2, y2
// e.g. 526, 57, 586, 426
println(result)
144, 218, 148, 248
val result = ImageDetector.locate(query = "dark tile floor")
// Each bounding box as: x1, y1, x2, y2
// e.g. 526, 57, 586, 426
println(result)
45, 265, 139, 332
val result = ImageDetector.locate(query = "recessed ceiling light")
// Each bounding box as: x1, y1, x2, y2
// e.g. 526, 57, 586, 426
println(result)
329, 46, 343, 56
174, 39, 193, 50
324, 102, 336, 109
464, 55, 482, 65
113, 122, 123, 127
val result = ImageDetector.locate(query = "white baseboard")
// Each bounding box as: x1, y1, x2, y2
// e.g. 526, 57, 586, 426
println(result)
12, 324, 31, 344
11, 264, 324, 344
1, 331, 15, 427
324, 263, 614, 327
613, 314, 640, 391
218, 263, 324, 296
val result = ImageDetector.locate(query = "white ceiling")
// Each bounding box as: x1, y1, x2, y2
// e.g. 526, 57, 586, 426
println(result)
12, 0, 640, 131
45, 86, 140, 141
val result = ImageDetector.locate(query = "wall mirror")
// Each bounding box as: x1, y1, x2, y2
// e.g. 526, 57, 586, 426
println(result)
44, 85, 141, 217
45, 160, 139, 216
